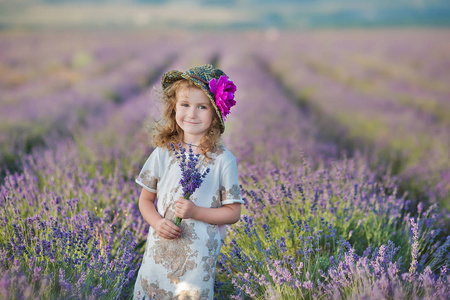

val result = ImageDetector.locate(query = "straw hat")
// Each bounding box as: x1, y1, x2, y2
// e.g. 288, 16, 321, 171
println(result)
161, 64, 236, 133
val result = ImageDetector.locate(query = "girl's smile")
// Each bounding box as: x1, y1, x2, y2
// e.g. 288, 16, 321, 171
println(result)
175, 86, 213, 144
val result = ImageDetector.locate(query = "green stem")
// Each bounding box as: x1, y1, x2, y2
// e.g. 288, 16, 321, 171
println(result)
175, 194, 192, 227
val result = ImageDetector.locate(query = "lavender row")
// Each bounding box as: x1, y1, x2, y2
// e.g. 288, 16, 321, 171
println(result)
0, 138, 145, 299
218, 158, 449, 299
215, 36, 449, 299
0, 35, 226, 299
218, 37, 338, 167
0, 32, 180, 172
252, 30, 450, 207
1, 30, 449, 299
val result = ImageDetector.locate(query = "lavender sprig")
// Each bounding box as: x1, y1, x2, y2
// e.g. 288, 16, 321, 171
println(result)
170, 143, 210, 226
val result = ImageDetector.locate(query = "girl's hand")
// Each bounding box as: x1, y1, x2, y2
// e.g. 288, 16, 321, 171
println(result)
154, 218, 181, 239
175, 198, 198, 220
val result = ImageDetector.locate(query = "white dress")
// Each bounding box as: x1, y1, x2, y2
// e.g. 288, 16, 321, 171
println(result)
133, 145, 244, 300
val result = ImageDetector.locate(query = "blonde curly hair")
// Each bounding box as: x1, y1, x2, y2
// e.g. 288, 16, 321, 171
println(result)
153, 79, 221, 157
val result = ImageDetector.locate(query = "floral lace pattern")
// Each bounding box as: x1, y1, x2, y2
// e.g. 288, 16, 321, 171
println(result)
202, 225, 219, 282
221, 184, 242, 202
138, 170, 158, 191
150, 193, 199, 284
140, 278, 175, 299
210, 189, 222, 208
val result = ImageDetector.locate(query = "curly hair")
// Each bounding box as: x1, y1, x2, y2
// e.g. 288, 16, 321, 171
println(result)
153, 79, 222, 157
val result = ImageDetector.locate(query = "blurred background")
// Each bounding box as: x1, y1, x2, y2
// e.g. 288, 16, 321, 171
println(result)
1, 0, 450, 207
1, 0, 450, 203
1, 0, 450, 30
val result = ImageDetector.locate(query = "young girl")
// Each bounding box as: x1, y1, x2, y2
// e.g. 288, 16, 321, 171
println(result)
133, 64, 244, 300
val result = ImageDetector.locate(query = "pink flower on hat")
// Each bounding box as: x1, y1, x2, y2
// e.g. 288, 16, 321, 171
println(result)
209, 75, 236, 120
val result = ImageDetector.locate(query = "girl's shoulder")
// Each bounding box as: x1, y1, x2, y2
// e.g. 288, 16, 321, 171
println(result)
153, 146, 170, 154
149, 146, 172, 161
212, 144, 237, 163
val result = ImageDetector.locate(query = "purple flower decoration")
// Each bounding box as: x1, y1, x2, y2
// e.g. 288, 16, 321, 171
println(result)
209, 75, 237, 120
170, 143, 210, 226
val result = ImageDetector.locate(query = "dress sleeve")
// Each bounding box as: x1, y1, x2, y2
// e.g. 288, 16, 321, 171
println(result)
135, 148, 160, 193
220, 158, 244, 205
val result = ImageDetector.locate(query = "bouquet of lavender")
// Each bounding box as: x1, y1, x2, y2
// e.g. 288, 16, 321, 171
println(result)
170, 143, 210, 226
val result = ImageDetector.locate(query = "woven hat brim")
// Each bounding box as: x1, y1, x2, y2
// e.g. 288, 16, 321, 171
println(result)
161, 70, 225, 133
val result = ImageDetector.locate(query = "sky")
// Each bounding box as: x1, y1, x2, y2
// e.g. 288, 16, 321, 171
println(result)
1, 0, 449, 30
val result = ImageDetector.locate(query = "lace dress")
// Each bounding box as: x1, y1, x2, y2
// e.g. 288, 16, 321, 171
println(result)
133, 145, 244, 300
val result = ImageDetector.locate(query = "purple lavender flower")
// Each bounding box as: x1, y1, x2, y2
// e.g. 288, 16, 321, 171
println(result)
409, 218, 420, 278
170, 143, 210, 226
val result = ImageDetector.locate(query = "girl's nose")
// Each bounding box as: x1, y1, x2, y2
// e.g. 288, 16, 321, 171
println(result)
188, 107, 197, 118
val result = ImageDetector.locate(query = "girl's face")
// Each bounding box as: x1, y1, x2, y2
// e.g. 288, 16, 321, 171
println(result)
175, 86, 213, 143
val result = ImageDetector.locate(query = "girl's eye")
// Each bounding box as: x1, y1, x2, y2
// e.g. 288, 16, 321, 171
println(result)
199, 105, 207, 109
180, 103, 189, 107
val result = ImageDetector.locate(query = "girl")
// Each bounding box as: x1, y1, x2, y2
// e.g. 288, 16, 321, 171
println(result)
133, 64, 244, 300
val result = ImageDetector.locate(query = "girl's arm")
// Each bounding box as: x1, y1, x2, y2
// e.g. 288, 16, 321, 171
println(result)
175, 198, 241, 225
139, 188, 181, 239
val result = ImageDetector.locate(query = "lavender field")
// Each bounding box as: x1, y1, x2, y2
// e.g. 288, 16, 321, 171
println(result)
1, 29, 449, 299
